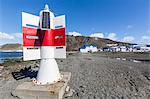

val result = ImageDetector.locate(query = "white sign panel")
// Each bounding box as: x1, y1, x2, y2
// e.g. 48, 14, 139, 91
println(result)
53, 15, 66, 58
22, 12, 41, 61
53, 15, 66, 28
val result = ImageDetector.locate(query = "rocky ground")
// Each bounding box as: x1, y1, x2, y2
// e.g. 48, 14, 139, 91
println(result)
0, 52, 150, 99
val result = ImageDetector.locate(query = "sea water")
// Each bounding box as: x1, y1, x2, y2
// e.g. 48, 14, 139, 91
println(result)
0, 52, 23, 63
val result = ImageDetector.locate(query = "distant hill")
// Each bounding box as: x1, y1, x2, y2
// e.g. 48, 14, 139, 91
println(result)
66, 35, 131, 51
0, 44, 22, 51
0, 35, 131, 51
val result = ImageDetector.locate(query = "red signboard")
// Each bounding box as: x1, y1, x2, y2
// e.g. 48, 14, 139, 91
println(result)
23, 27, 65, 46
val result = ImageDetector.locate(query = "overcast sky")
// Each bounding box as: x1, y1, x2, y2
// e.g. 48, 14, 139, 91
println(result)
0, 0, 150, 45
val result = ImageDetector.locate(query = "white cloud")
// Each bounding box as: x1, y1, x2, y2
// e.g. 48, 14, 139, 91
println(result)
123, 36, 135, 42
0, 32, 22, 45
68, 31, 82, 36
90, 33, 104, 38
140, 35, 150, 44
107, 33, 117, 40
13, 33, 22, 38
0, 32, 14, 40
89, 32, 117, 40
142, 36, 150, 40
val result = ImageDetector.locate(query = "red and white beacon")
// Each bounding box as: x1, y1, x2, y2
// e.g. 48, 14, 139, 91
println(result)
22, 4, 66, 85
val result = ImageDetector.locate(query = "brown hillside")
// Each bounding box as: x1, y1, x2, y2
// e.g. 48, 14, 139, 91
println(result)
66, 35, 130, 51
0, 44, 22, 50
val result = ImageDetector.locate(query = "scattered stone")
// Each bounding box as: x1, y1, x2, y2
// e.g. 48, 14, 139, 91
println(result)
0, 66, 4, 71
0, 66, 4, 77
64, 89, 75, 98
79, 85, 84, 88
0, 53, 150, 99
66, 86, 70, 92
31, 67, 39, 71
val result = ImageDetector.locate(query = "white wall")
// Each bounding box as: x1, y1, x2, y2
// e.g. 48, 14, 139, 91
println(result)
80, 46, 98, 53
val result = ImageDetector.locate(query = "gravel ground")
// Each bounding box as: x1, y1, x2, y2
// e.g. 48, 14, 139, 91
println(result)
0, 52, 150, 99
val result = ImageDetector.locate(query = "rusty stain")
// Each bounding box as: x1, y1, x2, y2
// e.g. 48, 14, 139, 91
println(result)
58, 80, 65, 83
50, 91, 55, 94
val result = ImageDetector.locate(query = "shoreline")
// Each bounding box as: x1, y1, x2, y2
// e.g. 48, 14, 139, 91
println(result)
0, 52, 150, 64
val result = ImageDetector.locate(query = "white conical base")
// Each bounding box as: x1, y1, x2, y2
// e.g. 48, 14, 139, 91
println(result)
36, 59, 61, 85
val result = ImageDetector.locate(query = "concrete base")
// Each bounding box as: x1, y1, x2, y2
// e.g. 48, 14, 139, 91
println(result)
12, 72, 71, 99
